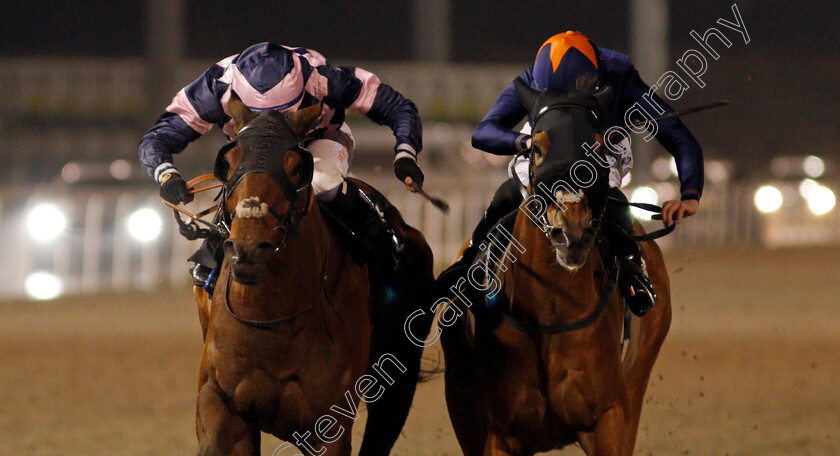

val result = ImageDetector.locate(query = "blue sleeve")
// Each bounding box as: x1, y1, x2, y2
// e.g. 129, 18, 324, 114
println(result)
138, 113, 202, 181
619, 66, 704, 200
138, 65, 227, 181
471, 68, 531, 156
366, 84, 423, 156
321, 65, 423, 156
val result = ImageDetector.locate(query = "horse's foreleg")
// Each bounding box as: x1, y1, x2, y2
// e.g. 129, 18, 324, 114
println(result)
483, 434, 514, 456
194, 286, 211, 341
576, 405, 628, 456
196, 379, 260, 456
619, 240, 672, 452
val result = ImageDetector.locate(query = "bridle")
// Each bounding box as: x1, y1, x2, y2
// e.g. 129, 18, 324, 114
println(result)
214, 113, 315, 250
525, 88, 675, 242
214, 113, 334, 328
222, 221, 332, 329
526, 95, 608, 242
494, 93, 616, 335
531, 102, 600, 129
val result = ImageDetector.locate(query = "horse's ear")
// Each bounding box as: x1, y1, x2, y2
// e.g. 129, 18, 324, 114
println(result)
213, 142, 238, 183
514, 77, 541, 113
286, 102, 323, 141
227, 90, 258, 133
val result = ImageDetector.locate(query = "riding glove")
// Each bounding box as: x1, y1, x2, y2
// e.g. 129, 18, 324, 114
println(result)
160, 172, 194, 204
394, 157, 424, 188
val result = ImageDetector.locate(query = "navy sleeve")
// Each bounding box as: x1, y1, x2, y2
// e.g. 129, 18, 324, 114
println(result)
619, 66, 704, 200
316, 64, 422, 156
471, 68, 531, 156
138, 65, 226, 181
138, 113, 201, 181
319, 65, 363, 109
366, 83, 423, 156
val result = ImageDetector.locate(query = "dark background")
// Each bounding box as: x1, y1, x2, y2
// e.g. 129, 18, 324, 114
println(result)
3, 0, 836, 60
1, 0, 838, 170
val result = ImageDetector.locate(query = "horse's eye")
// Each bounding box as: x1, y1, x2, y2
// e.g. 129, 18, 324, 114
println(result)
532, 143, 543, 157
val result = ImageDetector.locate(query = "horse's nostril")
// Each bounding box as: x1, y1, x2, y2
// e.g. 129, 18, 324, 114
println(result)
223, 240, 274, 266
549, 227, 567, 245
252, 242, 275, 264
223, 240, 239, 262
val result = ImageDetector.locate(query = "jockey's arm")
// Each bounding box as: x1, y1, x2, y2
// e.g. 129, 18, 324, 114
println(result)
139, 65, 226, 183
308, 59, 424, 188
471, 68, 533, 155
307, 61, 422, 159
620, 66, 704, 226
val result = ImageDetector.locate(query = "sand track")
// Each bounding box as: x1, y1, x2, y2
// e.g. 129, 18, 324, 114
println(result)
1, 247, 838, 455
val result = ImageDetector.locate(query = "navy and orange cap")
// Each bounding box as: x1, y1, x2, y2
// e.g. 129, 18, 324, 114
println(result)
532, 31, 602, 90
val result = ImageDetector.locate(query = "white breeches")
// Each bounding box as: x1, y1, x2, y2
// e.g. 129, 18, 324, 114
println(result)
309, 124, 354, 201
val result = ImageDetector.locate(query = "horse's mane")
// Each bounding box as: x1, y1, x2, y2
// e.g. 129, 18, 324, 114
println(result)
575, 73, 599, 91
239, 110, 297, 145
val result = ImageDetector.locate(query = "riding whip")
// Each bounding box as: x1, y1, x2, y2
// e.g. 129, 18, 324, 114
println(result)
626, 100, 729, 129
411, 183, 450, 213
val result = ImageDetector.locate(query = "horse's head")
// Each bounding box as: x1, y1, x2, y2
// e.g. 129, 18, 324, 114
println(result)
214, 92, 322, 284
515, 76, 614, 271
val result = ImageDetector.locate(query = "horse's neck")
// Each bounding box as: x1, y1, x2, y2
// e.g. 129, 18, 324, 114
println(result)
509, 215, 603, 317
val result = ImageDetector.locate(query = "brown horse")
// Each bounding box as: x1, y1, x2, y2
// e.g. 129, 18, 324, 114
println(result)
192, 94, 435, 455
440, 79, 671, 455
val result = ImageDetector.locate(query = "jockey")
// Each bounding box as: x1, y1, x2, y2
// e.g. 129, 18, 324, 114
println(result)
459, 31, 704, 316
139, 42, 424, 294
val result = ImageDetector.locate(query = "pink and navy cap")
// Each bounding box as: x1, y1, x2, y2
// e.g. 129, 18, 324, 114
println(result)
228, 42, 305, 112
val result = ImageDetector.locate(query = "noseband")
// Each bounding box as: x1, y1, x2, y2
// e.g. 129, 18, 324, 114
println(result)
214, 113, 315, 246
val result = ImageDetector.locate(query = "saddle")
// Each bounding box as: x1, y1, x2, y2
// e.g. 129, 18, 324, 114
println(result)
318, 188, 401, 269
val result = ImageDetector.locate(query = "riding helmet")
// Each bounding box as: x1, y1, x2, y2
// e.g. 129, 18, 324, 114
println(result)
532, 31, 603, 90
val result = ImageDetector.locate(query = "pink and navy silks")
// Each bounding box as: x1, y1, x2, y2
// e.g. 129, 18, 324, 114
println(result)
139, 42, 422, 182
472, 48, 704, 201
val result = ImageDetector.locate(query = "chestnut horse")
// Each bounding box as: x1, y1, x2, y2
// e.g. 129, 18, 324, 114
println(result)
440, 78, 672, 455
192, 94, 435, 455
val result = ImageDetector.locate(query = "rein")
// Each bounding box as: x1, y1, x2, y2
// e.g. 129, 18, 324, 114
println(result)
500, 92, 665, 335
501, 258, 619, 335
605, 196, 676, 241
223, 219, 331, 329
217, 111, 330, 329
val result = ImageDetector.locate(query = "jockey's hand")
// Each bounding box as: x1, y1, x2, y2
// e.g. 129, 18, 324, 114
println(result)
160, 173, 194, 205
394, 156, 424, 192
661, 199, 699, 227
